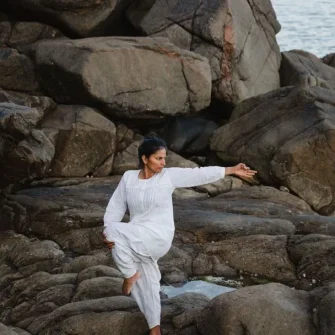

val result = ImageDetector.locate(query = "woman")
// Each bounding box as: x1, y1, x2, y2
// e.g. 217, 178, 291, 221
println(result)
103, 136, 257, 335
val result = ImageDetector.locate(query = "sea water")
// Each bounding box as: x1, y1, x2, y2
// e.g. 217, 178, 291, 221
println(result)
272, 0, 335, 57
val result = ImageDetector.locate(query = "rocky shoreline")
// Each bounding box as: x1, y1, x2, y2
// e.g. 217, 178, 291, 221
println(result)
1, 0, 335, 334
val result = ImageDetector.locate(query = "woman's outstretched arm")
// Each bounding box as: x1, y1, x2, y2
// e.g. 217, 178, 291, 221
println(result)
167, 163, 256, 188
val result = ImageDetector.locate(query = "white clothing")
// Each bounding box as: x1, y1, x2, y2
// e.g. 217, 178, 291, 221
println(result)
108, 222, 161, 328
104, 167, 225, 259
103, 166, 225, 328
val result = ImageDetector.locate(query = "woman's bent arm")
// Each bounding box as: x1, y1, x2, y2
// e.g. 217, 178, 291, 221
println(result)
104, 175, 127, 227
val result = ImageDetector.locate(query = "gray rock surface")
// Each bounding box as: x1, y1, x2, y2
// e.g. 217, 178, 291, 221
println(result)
34, 37, 212, 119
41, 105, 116, 177
127, 0, 281, 105
1, 0, 134, 37
0, 19, 63, 50
198, 283, 316, 335
211, 86, 335, 214
0, 48, 39, 92
280, 50, 335, 88
0, 102, 55, 188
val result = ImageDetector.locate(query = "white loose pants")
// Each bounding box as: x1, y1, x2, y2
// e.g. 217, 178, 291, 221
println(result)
104, 222, 161, 329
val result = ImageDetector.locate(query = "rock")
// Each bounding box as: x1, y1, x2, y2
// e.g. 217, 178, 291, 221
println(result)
34, 37, 211, 119
198, 283, 315, 335
8, 240, 66, 276
159, 246, 193, 283
41, 105, 116, 177
72, 277, 123, 302
285, 215, 335, 236
172, 188, 208, 201
1, 0, 134, 37
0, 102, 55, 187
115, 124, 136, 153
203, 185, 314, 216
0, 48, 39, 92
0, 89, 56, 118
26, 296, 138, 334
322, 53, 335, 68
202, 235, 296, 283
211, 86, 335, 214
194, 176, 246, 196
280, 50, 335, 88
0, 323, 31, 335
127, 0, 281, 105
311, 283, 335, 335
77, 265, 122, 283
174, 209, 295, 241
289, 234, 335, 285
162, 116, 218, 155
62, 253, 112, 274
46, 311, 148, 335
0, 19, 63, 50
166, 152, 198, 169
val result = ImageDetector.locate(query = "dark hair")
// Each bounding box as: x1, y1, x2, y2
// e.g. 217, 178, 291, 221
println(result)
138, 135, 167, 169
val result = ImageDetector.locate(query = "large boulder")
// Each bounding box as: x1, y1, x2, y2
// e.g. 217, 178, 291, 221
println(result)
280, 50, 335, 89
41, 105, 116, 177
1, 0, 134, 37
0, 102, 55, 188
211, 86, 335, 214
34, 37, 212, 119
0, 48, 39, 92
197, 283, 316, 335
127, 0, 281, 105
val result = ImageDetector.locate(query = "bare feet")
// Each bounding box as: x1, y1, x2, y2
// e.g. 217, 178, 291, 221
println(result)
122, 271, 140, 295
149, 325, 161, 335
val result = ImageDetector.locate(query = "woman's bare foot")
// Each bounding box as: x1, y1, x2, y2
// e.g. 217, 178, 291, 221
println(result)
149, 325, 161, 335
122, 271, 140, 295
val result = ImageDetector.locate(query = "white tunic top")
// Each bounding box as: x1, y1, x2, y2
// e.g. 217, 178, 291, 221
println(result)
104, 167, 225, 260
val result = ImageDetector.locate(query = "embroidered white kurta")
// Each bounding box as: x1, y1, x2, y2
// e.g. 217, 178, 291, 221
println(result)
103, 166, 225, 328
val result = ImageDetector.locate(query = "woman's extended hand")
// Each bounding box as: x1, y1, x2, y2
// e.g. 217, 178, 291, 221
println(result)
102, 232, 115, 250
226, 163, 257, 178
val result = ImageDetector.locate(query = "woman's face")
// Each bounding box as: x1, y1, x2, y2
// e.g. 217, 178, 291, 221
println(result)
142, 148, 166, 173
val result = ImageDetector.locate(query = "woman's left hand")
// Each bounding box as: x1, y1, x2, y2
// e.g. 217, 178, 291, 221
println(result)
233, 163, 257, 178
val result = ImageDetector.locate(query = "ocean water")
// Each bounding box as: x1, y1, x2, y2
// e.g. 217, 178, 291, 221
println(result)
272, 0, 335, 57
